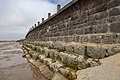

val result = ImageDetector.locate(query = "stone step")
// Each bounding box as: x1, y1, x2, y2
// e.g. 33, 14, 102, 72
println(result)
39, 55, 77, 80
22, 46, 77, 80
22, 47, 55, 80
29, 41, 120, 59
24, 44, 100, 70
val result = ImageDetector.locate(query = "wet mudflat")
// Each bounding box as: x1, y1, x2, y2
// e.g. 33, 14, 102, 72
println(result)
0, 42, 45, 80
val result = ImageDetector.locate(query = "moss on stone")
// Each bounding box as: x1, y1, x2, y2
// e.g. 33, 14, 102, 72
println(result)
57, 55, 62, 62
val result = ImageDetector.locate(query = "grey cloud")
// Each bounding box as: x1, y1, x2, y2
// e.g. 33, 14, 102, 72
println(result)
0, 0, 69, 40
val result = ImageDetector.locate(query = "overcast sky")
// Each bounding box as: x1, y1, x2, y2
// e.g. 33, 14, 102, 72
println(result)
0, 0, 70, 40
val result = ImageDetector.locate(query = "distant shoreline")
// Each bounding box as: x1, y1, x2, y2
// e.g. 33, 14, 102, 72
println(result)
0, 40, 16, 42
0, 39, 24, 42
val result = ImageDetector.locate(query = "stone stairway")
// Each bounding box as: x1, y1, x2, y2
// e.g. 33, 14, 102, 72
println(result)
22, 41, 120, 80
23, 0, 120, 79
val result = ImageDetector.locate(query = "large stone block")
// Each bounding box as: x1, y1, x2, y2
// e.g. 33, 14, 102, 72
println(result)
95, 3, 107, 13
63, 37, 68, 42
89, 35, 102, 43
107, 45, 120, 56
84, 26, 93, 34
49, 50, 56, 59
73, 44, 85, 55
58, 67, 76, 79
107, 16, 118, 23
75, 29, 84, 35
110, 21, 120, 33
66, 54, 78, 66
86, 58, 100, 67
94, 24, 108, 33
88, 14, 96, 21
47, 41, 54, 48
51, 61, 64, 72
32, 53, 39, 60
58, 52, 68, 62
97, 19, 106, 25
39, 55, 46, 62
74, 36, 80, 42
107, 0, 120, 9
44, 48, 49, 58
65, 44, 74, 52
53, 51, 59, 60
35, 46, 42, 53
117, 34, 120, 43
81, 35, 89, 42
102, 34, 117, 44
52, 42, 65, 50
118, 15, 120, 21
90, 20, 97, 25
95, 11, 108, 20
86, 44, 106, 59
43, 58, 52, 67
109, 7, 120, 17
67, 36, 73, 42
57, 52, 78, 68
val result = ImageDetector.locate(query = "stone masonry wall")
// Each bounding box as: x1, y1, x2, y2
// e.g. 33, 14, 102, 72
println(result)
23, 1, 120, 79
26, 0, 120, 44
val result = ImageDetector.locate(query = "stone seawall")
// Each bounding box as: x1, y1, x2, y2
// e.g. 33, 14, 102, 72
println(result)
26, 0, 120, 44
22, 41, 102, 80
23, 0, 120, 80
22, 41, 120, 80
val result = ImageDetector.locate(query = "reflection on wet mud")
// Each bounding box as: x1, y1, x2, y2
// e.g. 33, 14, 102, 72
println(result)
0, 42, 45, 80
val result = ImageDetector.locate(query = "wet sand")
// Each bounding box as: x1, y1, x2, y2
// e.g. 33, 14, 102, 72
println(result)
0, 42, 45, 80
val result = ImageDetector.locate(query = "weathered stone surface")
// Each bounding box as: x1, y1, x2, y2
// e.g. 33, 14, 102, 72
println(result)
51, 61, 64, 72
109, 7, 120, 17
86, 44, 106, 59
95, 11, 108, 20
110, 21, 120, 33
52, 72, 67, 80
81, 35, 89, 42
32, 53, 39, 60
39, 55, 46, 62
58, 52, 78, 67
89, 35, 102, 43
102, 33, 117, 44
86, 58, 100, 67
75, 29, 84, 35
25, 41, 120, 59
49, 50, 55, 59
117, 34, 120, 43
44, 48, 50, 57
73, 44, 85, 55
107, 0, 120, 9
94, 24, 108, 33
107, 45, 120, 56
53, 42, 65, 51
107, 16, 118, 23
26, 4, 120, 44
76, 53, 120, 80
58, 67, 76, 79
23, 0, 120, 79
64, 44, 74, 52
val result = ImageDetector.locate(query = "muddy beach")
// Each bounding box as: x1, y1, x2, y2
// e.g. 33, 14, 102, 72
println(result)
0, 42, 45, 80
